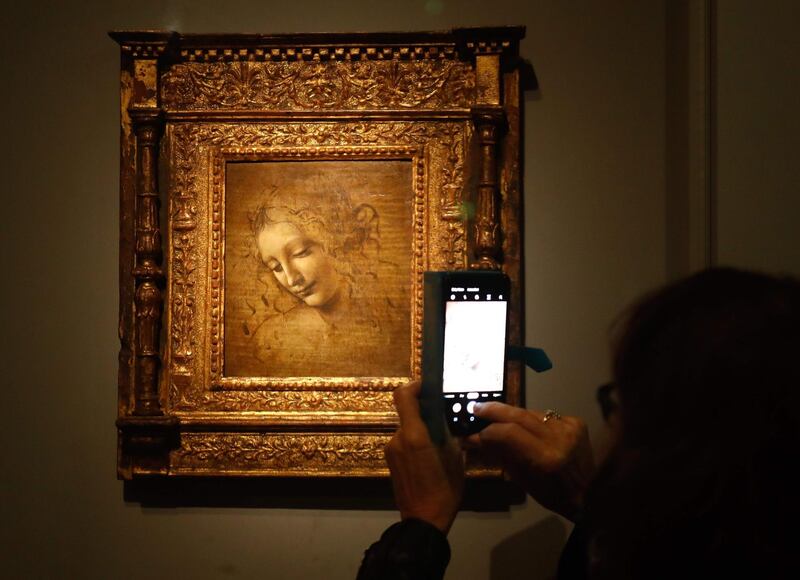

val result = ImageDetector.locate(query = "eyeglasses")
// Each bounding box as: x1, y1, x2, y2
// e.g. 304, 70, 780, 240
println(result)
596, 382, 619, 422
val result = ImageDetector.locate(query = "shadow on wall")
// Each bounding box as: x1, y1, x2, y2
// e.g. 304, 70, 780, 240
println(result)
490, 515, 569, 580
123, 477, 523, 511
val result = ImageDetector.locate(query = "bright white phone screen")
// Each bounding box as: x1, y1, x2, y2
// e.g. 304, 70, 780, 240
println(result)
442, 299, 507, 393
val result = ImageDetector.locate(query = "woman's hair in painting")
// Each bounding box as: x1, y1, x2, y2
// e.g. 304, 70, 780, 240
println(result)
250, 191, 382, 266
248, 188, 387, 315
584, 267, 800, 579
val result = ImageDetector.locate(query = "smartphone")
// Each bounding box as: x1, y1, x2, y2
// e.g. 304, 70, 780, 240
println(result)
421, 271, 510, 439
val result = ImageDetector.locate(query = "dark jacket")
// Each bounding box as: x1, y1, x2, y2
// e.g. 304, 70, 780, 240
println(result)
357, 518, 588, 579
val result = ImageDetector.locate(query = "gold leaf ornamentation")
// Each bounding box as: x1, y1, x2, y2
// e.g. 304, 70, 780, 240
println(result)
162, 61, 475, 111
173, 433, 390, 473
169, 130, 198, 375
174, 387, 395, 413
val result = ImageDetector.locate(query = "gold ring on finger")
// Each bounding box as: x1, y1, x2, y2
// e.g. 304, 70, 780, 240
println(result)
542, 409, 562, 423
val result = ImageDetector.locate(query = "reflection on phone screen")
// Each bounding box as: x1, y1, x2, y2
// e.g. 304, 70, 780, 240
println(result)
442, 300, 507, 393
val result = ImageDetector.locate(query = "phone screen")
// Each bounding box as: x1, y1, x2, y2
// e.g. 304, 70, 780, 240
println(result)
442, 272, 509, 435
442, 286, 508, 394
442, 293, 507, 393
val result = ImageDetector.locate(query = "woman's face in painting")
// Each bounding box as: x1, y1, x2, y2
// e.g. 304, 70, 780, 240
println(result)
257, 221, 342, 309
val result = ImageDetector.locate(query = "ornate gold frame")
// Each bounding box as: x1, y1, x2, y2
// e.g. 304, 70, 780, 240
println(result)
112, 28, 527, 479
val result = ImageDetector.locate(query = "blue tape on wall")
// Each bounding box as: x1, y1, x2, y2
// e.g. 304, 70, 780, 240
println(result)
507, 346, 553, 373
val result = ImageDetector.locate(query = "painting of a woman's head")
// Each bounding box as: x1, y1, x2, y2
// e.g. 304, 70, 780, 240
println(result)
250, 191, 381, 312
253, 207, 343, 309
224, 159, 413, 378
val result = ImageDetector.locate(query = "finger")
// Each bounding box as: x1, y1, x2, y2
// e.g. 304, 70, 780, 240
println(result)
462, 434, 482, 449
439, 437, 466, 464
478, 421, 550, 460
393, 381, 424, 428
405, 379, 422, 397
472, 402, 545, 435
392, 381, 433, 448
440, 437, 466, 469
384, 437, 400, 469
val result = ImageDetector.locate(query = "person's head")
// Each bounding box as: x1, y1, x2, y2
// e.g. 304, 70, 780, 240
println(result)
612, 267, 800, 446
251, 194, 381, 310
586, 268, 800, 577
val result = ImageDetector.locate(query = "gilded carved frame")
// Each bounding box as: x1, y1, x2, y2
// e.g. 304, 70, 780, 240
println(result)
113, 28, 526, 479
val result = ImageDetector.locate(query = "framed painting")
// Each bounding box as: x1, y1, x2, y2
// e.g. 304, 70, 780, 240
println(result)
112, 27, 527, 478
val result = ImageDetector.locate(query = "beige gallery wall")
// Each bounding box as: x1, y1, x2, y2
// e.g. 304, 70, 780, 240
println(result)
715, 0, 800, 277
1, 1, 793, 578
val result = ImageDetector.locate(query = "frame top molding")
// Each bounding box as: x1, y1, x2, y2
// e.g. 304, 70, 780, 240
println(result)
109, 27, 525, 61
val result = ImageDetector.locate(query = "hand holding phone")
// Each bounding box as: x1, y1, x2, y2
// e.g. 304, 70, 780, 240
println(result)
385, 381, 465, 533
466, 402, 595, 521
421, 271, 510, 439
